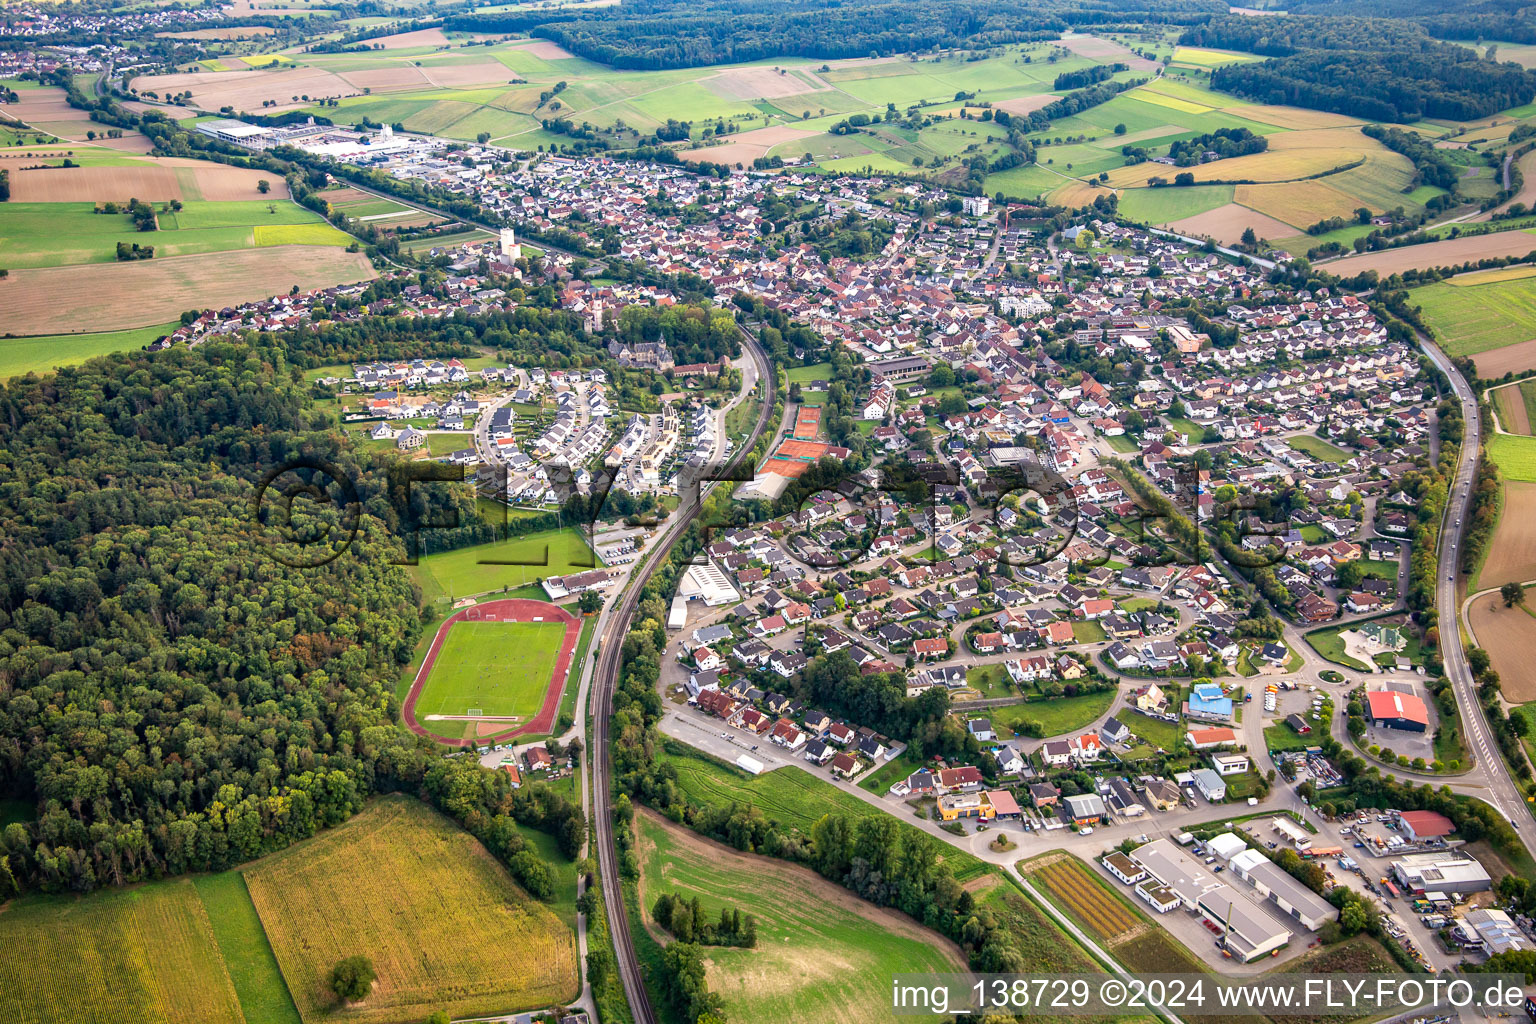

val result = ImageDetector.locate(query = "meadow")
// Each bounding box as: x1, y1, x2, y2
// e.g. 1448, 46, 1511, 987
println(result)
0, 199, 349, 269
0, 320, 178, 380
983, 689, 1115, 738
415, 618, 566, 718
1414, 272, 1536, 358
410, 525, 601, 604
244, 796, 579, 1024
636, 811, 966, 1024
1287, 434, 1353, 463
1488, 432, 1536, 483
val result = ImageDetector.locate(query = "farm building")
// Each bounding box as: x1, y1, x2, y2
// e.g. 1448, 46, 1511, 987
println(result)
1366, 688, 1429, 732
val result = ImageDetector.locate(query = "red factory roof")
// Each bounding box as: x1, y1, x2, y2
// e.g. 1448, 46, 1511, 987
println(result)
1397, 810, 1455, 838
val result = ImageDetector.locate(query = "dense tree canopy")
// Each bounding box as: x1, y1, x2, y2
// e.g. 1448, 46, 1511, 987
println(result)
1182, 15, 1536, 121
449, 0, 1223, 70
0, 323, 589, 896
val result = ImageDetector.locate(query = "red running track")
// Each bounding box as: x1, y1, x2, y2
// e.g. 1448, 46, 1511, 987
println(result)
403, 598, 582, 747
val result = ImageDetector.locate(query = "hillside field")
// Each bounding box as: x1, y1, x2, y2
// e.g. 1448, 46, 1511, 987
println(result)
636, 811, 966, 1024
244, 796, 579, 1024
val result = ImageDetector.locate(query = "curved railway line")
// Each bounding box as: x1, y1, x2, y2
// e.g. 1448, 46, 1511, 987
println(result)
588, 328, 776, 1024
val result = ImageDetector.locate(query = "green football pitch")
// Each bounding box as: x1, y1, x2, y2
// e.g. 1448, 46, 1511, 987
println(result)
417, 620, 566, 719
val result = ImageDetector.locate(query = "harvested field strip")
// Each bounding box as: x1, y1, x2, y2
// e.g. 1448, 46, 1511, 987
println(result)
0, 245, 376, 336
244, 796, 578, 1024
1469, 591, 1536, 702
1496, 384, 1532, 435
1478, 481, 1536, 589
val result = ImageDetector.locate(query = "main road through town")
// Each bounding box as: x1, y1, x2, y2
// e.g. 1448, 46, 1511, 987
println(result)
589, 327, 776, 1024
1419, 334, 1536, 837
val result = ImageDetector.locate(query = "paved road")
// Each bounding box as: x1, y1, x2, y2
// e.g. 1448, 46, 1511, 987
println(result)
588, 331, 776, 1024
1419, 334, 1534, 831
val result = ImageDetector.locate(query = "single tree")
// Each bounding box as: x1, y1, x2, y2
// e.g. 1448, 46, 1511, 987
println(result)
256, 179, 271, 194
1503, 582, 1526, 607
329, 955, 375, 1004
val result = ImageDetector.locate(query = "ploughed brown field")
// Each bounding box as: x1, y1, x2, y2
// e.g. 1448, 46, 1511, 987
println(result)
1469, 590, 1536, 702
1480, 481, 1536, 590
1475, 337, 1536, 378
1323, 232, 1536, 277
1169, 202, 1295, 244
0, 246, 375, 336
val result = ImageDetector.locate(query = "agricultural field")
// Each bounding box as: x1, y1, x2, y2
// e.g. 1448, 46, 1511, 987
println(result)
1413, 270, 1536, 366
636, 811, 966, 1024
0, 199, 349, 269
0, 320, 178, 380
0, 877, 249, 1024
1488, 432, 1536, 483
0, 85, 371, 341
1492, 381, 1536, 435
0, 245, 375, 336
1468, 591, 1536, 702
1022, 855, 1140, 943
410, 526, 601, 604
414, 618, 567, 719
244, 796, 578, 1024
1479, 481, 1536, 588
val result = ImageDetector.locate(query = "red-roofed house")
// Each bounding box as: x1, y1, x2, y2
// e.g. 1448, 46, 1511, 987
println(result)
1187, 726, 1238, 750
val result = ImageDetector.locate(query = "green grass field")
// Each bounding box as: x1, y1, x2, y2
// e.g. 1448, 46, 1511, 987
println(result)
416, 619, 566, 719
655, 740, 988, 881
985, 689, 1115, 739
0, 320, 178, 380
1414, 272, 1536, 357
1264, 723, 1314, 752
410, 527, 600, 604
0, 200, 350, 268
1303, 627, 1371, 672
1288, 433, 1353, 463
637, 812, 964, 1024
1489, 432, 1536, 482
192, 873, 302, 1024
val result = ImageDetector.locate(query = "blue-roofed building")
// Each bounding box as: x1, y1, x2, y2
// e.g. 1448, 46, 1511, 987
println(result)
1185, 681, 1234, 722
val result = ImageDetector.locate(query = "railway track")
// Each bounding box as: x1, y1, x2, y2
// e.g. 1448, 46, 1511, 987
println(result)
588, 328, 776, 1024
